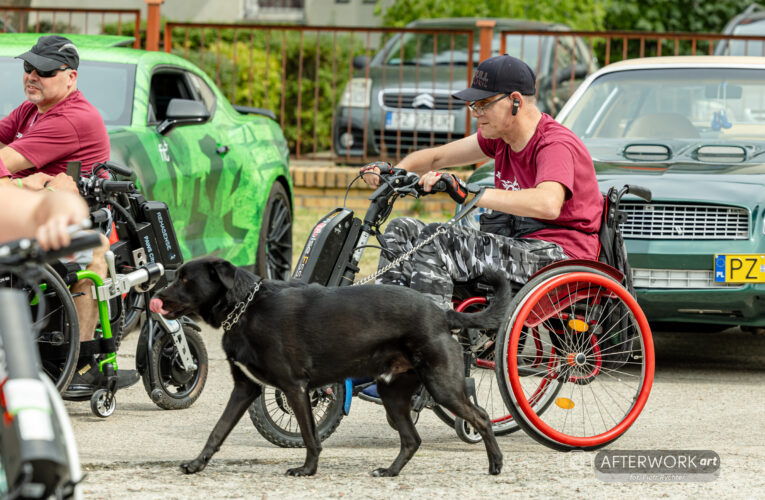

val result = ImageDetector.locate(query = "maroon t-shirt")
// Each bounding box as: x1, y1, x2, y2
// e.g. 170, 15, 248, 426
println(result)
477, 113, 603, 260
0, 90, 110, 178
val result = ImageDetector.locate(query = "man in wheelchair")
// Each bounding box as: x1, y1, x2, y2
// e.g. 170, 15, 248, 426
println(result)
360, 55, 603, 399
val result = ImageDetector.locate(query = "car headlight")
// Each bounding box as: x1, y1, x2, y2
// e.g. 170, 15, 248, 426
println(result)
339, 78, 371, 108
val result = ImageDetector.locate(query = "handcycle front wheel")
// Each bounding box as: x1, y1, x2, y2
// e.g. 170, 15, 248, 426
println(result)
248, 383, 345, 448
496, 265, 655, 451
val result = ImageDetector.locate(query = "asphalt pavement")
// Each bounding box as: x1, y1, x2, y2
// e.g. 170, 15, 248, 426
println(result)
67, 325, 765, 499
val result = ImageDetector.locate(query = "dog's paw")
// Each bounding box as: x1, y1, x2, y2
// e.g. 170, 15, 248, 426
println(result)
285, 466, 316, 477
370, 468, 399, 477
180, 459, 206, 474
488, 462, 502, 475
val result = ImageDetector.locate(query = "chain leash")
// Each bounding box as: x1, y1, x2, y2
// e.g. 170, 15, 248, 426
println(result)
221, 281, 261, 331
353, 224, 448, 286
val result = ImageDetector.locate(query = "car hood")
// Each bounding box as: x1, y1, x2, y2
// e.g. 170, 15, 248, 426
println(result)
594, 160, 765, 207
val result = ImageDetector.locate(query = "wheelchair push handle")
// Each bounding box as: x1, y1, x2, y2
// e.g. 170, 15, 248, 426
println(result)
624, 184, 651, 202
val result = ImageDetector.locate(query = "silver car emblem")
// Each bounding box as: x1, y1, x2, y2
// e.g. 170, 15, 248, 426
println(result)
412, 93, 435, 109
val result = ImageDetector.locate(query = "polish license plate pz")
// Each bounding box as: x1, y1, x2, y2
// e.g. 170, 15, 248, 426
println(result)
714, 254, 765, 282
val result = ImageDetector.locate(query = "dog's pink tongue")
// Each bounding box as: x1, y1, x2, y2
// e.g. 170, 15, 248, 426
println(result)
149, 298, 169, 315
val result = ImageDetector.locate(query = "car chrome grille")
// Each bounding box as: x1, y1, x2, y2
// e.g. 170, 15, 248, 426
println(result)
373, 130, 453, 153
632, 268, 742, 289
620, 203, 749, 239
381, 90, 461, 111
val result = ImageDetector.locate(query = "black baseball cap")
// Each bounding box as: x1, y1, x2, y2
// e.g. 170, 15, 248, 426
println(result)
453, 54, 536, 102
17, 35, 79, 71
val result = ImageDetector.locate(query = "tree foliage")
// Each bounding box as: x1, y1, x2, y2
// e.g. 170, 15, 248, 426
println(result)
602, 0, 758, 33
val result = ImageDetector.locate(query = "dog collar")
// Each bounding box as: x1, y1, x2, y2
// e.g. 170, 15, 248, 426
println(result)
221, 281, 261, 331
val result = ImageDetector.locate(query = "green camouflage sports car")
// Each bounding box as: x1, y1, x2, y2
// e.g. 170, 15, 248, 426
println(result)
0, 33, 293, 278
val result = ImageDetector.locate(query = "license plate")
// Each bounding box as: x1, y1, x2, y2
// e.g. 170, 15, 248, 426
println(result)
714, 254, 765, 282
385, 111, 455, 132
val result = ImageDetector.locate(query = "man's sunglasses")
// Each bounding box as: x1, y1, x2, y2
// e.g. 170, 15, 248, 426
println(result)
23, 61, 71, 78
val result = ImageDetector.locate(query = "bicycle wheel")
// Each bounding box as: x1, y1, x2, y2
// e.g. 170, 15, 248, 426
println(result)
432, 296, 523, 437
496, 266, 655, 451
141, 321, 208, 410
248, 383, 345, 448
0, 265, 80, 392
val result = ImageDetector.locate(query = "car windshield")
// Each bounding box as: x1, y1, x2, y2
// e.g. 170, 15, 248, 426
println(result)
560, 67, 765, 144
0, 58, 135, 126
382, 32, 541, 68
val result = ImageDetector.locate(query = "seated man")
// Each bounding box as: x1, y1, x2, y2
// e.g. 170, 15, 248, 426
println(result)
359, 55, 603, 400
0, 35, 138, 397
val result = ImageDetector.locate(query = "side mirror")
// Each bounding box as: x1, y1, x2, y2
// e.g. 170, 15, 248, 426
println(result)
556, 63, 590, 84
157, 98, 210, 135
352, 55, 369, 70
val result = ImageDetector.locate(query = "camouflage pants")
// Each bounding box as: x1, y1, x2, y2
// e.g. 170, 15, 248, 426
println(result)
376, 217, 568, 309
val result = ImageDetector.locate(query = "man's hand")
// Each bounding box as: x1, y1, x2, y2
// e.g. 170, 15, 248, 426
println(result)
46, 173, 80, 195
33, 191, 89, 251
420, 171, 468, 204
20, 172, 55, 190
359, 161, 392, 188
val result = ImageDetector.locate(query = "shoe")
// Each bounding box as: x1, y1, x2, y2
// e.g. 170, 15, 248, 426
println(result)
358, 383, 382, 404
63, 362, 140, 399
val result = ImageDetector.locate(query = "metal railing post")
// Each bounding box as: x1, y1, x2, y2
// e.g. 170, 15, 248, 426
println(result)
145, 0, 163, 51
476, 19, 496, 63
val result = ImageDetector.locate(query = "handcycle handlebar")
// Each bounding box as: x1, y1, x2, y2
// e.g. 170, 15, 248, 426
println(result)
0, 223, 102, 265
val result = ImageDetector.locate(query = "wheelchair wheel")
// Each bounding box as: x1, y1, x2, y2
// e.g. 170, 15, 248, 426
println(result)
496, 265, 655, 451
121, 290, 144, 334
248, 383, 345, 448
0, 265, 81, 392
432, 296, 521, 437
141, 322, 208, 410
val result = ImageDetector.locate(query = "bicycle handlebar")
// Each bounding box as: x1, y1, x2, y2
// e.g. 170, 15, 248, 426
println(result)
0, 221, 102, 265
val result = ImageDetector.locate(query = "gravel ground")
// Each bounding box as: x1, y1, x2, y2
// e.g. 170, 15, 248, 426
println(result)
67, 325, 765, 499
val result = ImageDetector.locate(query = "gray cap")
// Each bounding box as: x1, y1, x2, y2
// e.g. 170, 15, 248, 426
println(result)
17, 35, 79, 71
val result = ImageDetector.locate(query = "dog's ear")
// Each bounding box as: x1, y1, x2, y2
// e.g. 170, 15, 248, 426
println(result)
211, 259, 237, 289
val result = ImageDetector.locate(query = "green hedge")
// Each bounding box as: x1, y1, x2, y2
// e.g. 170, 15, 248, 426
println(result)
105, 20, 365, 155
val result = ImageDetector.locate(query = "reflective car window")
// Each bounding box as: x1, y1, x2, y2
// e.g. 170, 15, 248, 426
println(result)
0, 58, 135, 126
188, 72, 216, 113
561, 68, 765, 142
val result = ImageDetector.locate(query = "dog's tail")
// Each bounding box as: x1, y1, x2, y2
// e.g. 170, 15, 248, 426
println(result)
445, 269, 513, 331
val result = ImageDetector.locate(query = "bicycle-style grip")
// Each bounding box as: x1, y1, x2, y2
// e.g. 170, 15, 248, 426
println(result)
101, 161, 134, 178
100, 180, 136, 193
626, 184, 652, 202
434, 173, 468, 204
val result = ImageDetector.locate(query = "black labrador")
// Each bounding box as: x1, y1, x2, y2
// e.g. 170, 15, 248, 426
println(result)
151, 257, 512, 477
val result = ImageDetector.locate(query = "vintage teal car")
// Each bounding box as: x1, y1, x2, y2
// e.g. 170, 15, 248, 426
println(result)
464, 56, 765, 330
0, 34, 293, 278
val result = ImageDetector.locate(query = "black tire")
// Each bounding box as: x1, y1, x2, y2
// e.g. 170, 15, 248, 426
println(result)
248, 383, 345, 448
255, 182, 293, 280
141, 322, 208, 410
0, 265, 81, 392
121, 290, 144, 334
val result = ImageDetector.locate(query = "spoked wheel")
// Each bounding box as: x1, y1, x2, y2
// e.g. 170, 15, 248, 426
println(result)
1, 265, 80, 392
249, 383, 345, 448
255, 183, 293, 280
141, 322, 208, 410
496, 266, 655, 451
432, 296, 519, 436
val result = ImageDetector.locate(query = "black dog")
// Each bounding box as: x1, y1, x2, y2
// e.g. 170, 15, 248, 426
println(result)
151, 257, 512, 477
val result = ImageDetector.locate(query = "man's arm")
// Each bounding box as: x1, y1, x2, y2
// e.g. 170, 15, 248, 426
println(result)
478, 181, 566, 220
0, 187, 89, 249
397, 134, 488, 175
0, 144, 35, 174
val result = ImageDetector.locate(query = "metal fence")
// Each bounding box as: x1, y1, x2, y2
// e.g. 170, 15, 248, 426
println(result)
0, 6, 141, 49
164, 22, 765, 163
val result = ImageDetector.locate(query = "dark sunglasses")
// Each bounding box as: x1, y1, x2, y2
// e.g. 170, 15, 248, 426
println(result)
23, 61, 71, 78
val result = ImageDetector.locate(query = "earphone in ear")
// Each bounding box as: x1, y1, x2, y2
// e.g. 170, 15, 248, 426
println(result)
512, 98, 520, 116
